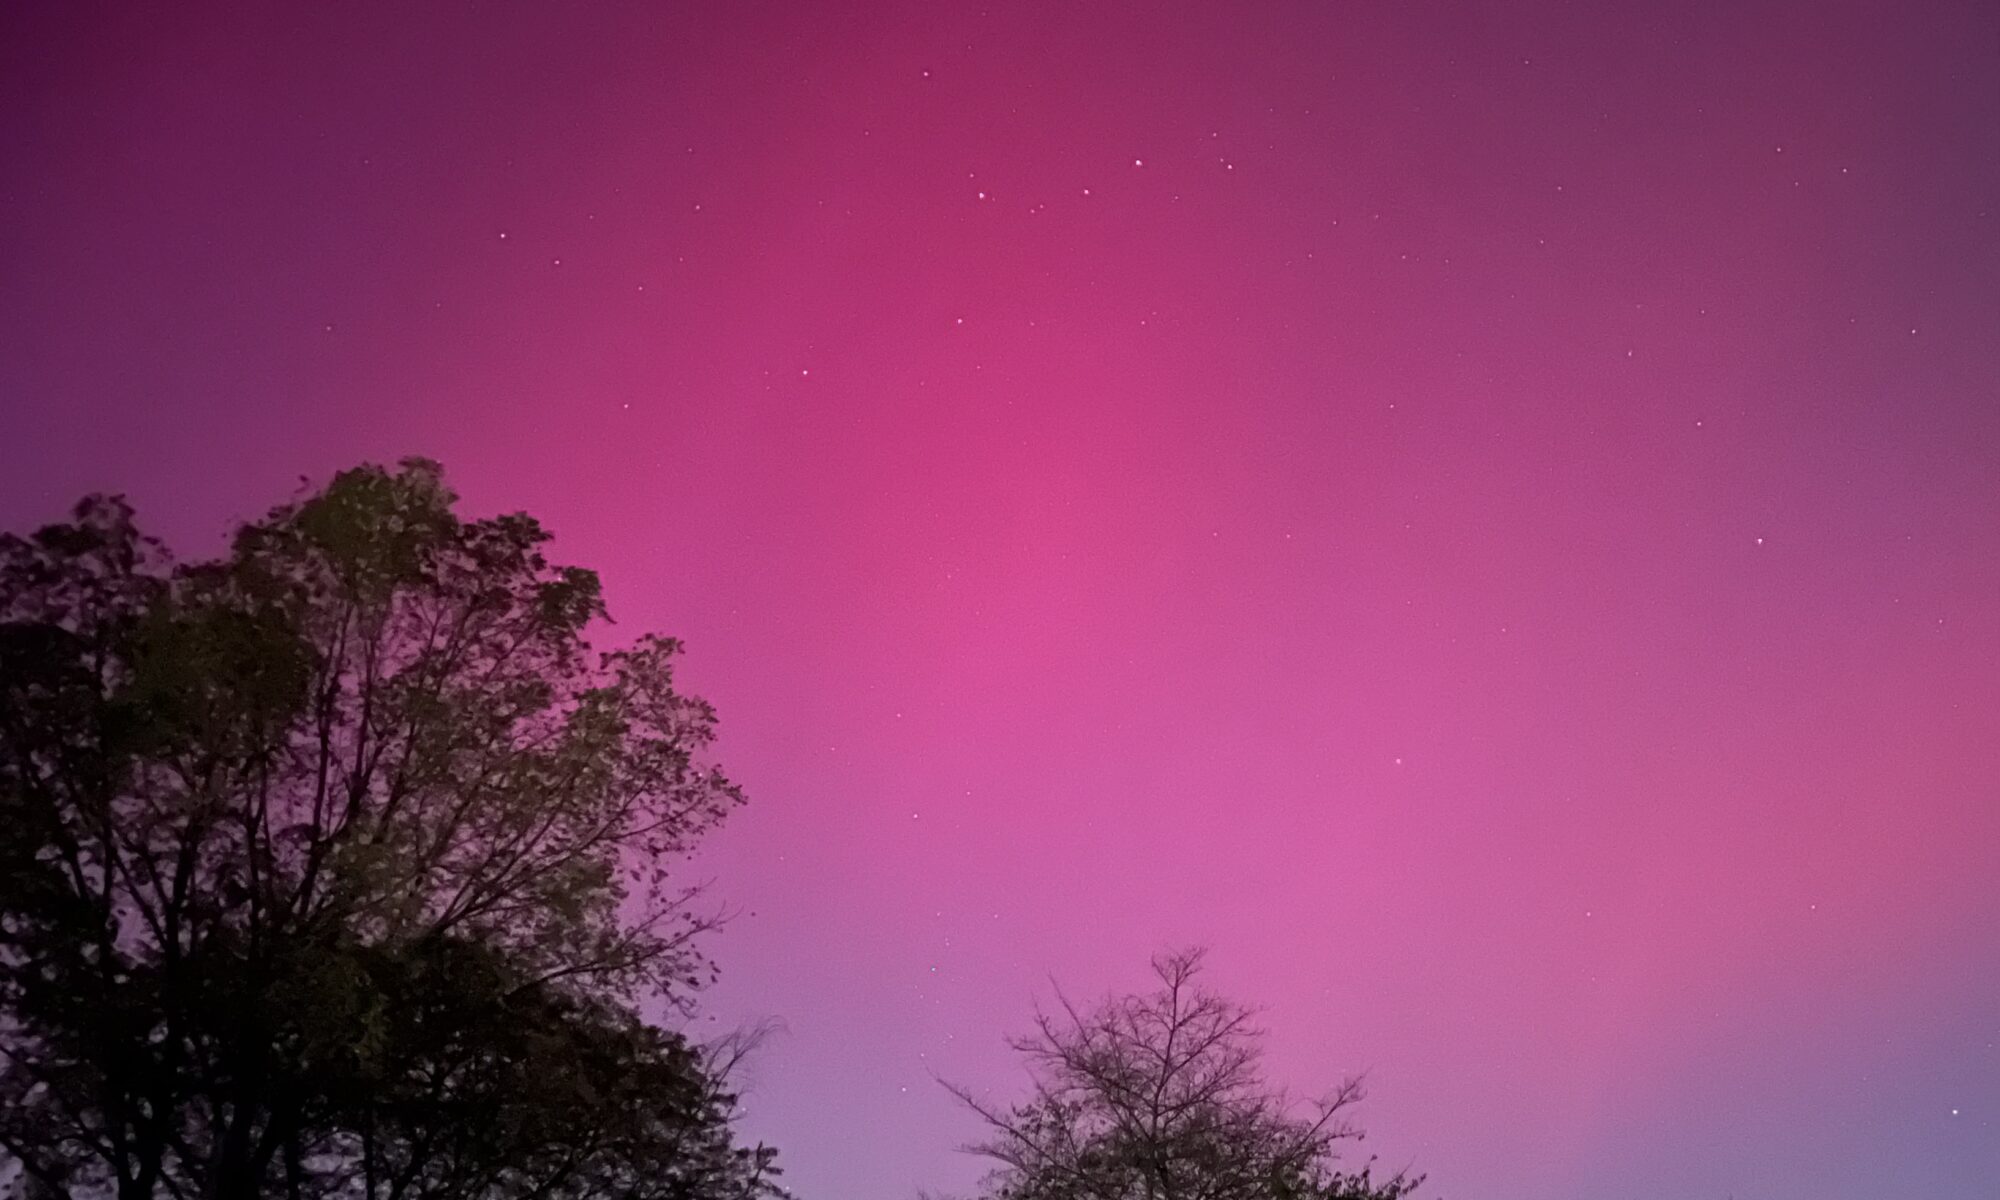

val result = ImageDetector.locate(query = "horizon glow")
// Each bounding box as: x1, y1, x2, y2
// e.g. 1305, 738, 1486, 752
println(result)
2, 4, 1996, 1198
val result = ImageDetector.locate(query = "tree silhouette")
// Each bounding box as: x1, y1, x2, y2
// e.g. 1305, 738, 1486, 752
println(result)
948, 950, 1420, 1200
0, 461, 781, 1200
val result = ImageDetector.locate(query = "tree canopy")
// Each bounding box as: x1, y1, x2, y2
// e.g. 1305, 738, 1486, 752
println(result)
0, 461, 781, 1200
949, 951, 1421, 1200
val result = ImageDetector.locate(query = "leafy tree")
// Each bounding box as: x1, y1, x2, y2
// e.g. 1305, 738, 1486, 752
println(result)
0, 461, 782, 1200
947, 951, 1420, 1200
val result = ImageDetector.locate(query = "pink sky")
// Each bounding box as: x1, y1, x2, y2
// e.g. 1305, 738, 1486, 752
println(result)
3, 3, 1997, 1197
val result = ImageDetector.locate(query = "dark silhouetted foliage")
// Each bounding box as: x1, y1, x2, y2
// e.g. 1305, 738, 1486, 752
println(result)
0, 461, 781, 1200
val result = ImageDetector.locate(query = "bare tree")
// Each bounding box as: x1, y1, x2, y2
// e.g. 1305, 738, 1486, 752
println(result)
947, 950, 1420, 1200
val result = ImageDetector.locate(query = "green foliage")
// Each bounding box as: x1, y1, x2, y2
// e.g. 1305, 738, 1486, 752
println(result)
0, 461, 781, 1200
949, 951, 1422, 1200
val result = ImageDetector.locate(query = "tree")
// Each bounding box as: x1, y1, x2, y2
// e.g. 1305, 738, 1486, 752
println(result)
0, 460, 783, 1200
947, 951, 1421, 1200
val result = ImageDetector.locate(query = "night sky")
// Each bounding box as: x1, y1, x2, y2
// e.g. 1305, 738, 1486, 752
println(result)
3, 3, 1998, 1198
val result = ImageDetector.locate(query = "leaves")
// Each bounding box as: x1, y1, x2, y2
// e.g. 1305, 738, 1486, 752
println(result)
0, 461, 780, 1200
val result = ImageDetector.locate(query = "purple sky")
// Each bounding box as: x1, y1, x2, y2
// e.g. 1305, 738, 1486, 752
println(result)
3, 3, 1998, 1198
